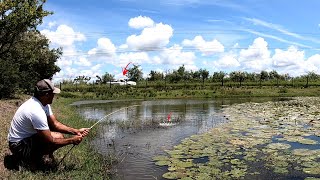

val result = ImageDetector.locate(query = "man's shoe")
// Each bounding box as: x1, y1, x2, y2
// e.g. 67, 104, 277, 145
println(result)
4, 154, 19, 170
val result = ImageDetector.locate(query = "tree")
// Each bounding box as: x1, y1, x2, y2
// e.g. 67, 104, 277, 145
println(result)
269, 70, 280, 86
259, 70, 269, 87
167, 65, 187, 83
198, 68, 209, 85
149, 70, 163, 81
11, 31, 61, 92
307, 71, 319, 80
127, 64, 143, 82
301, 72, 320, 88
101, 72, 114, 83
0, 0, 51, 57
0, 0, 59, 98
260, 71, 269, 81
191, 70, 200, 80
212, 71, 226, 86
177, 65, 185, 80
74, 76, 91, 84
230, 71, 246, 86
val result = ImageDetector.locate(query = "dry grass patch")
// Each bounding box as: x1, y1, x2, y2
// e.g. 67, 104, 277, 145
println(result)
0, 96, 29, 178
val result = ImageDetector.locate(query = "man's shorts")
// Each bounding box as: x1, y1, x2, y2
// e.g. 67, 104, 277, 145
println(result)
8, 134, 42, 163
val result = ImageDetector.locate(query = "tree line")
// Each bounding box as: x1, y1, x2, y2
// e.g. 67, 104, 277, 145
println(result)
94, 64, 319, 87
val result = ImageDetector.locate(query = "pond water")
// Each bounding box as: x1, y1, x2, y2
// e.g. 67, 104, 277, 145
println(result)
72, 97, 282, 180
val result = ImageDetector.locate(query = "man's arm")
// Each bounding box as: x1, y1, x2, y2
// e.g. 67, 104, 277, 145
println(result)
47, 114, 79, 135
47, 115, 90, 136
37, 129, 83, 145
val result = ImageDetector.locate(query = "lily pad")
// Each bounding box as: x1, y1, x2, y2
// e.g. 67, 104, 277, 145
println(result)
303, 167, 320, 175
266, 143, 291, 150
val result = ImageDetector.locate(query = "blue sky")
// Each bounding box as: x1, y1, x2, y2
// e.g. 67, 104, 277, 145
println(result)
39, 0, 320, 82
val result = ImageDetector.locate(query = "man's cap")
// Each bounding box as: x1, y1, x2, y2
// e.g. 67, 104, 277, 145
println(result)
35, 79, 61, 94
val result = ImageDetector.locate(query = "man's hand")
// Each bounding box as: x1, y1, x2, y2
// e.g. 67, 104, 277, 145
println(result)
76, 128, 90, 137
72, 135, 83, 145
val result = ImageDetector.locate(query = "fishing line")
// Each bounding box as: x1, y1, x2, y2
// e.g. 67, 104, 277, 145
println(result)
58, 104, 140, 167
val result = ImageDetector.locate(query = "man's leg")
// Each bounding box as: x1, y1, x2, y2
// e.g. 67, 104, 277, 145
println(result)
40, 131, 65, 169
9, 132, 66, 171
9, 136, 37, 170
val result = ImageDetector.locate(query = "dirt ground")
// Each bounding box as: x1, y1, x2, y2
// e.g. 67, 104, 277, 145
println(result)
0, 97, 28, 178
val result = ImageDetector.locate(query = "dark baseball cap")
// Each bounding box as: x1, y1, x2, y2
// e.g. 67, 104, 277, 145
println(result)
35, 79, 61, 94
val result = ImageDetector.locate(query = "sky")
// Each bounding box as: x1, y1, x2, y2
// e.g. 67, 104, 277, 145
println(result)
39, 0, 320, 82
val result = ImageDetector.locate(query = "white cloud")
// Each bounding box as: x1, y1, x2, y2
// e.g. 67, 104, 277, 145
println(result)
272, 46, 304, 67
41, 24, 86, 47
213, 54, 240, 69
158, 44, 196, 65
78, 64, 102, 78
307, 54, 320, 68
56, 57, 73, 67
128, 16, 154, 29
238, 37, 272, 72
48, 21, 57, 28
126, 22, 173, 51
88, 38, 116, 57
74, 57, 92, 67
182, 35, 224, 56
118, 52, 150, 66
270, 46, 320, 76
119, 44, 128, 50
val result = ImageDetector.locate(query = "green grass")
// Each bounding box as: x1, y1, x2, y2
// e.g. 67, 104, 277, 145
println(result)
58, 85, 320, 100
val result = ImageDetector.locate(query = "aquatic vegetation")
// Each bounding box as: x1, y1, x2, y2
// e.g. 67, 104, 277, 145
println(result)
304, 167, 320, 175
267, 143, 291, 150
153, 97, 320, 179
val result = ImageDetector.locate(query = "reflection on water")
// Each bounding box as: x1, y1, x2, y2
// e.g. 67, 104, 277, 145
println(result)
73, 97, 280, 180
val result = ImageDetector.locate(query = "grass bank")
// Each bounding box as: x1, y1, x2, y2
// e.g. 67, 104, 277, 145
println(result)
59, 85, 320, 100
0, 96, 111, 180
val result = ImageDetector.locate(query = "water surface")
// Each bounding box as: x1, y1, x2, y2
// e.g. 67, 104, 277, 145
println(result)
73, 97, 280, 179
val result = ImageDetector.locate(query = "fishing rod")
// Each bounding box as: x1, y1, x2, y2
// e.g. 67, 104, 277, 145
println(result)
58, 104, 140, 167
90, 105, 140, 129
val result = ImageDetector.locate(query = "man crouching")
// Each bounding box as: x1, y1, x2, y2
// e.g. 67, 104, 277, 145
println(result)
6, 79, 89, 171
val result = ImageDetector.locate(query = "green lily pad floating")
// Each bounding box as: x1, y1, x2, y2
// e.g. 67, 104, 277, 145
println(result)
305, 178, 320, 180
273, 167, 288, 174
230, 159, 242, 165
293, 149, 318, 156
156, 97, 320, 179
152, 155, 169, 161
266, 143, 291, 150
300, 139, 318, 145
194, 173, 212, 180
166, 149, 184, 155
303, 167, 320, 175
229, 139, 247, 146
180, 177, 193, 180
172, 160, 193, 168
155, 160, 171, 166
162, 172, 186, 179
301, 161, 320, 168
229, 168, 247, 178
